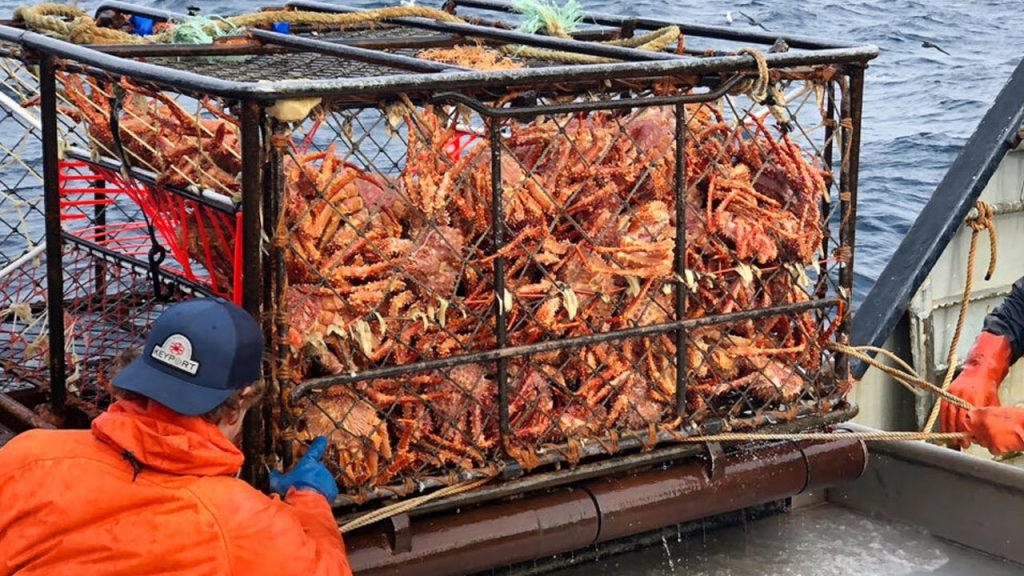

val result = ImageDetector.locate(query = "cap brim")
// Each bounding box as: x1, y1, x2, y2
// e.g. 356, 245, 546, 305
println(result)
112, 358, 235, 417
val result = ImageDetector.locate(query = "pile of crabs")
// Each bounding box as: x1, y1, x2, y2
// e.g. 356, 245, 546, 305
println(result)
59, 74, 841, 492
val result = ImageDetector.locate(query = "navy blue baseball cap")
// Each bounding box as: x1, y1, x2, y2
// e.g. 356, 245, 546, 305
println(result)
113, 298, 264, 416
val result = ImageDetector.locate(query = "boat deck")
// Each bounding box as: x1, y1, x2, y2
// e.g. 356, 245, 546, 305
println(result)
549, 503, 1021, 576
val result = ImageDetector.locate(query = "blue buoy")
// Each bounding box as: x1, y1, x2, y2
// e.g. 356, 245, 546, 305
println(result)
271, 22, 291, 34
130, 15, 155, 37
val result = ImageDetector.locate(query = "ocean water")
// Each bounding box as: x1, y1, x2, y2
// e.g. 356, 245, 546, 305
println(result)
3, 0, 1023, 298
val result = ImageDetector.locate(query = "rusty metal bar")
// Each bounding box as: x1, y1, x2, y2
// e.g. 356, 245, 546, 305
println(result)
837, 67, 863, 382
584, 436, 864, 543
489, 118, 510, 439
968, 199, 1024, 218
673, 102, 687, 418
587, 442, 804, 542
240, 99, 264, 319
815, 78, 836, 307
240, 99, 265, 487
434, 75, 744, 118
344, 435, 867, 575
293, 297, 839, 396
334, 402, 857, 509
39, 54, 66, 421
346, 489, 600, 576
0, 393, 55, 430
268, 121, 292, 471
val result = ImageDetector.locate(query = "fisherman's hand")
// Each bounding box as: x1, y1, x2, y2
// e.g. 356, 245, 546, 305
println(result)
269, 436, 339, 504
939, 332, 1012, 449
941, 371, 1002, 449
965, 406, 1024, 455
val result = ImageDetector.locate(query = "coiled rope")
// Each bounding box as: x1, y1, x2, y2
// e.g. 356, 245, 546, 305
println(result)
12, 3, 680, 64
737, 47, 770, 103
14, 3, 138, 44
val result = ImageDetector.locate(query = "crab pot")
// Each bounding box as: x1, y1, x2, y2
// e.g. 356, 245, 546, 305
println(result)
6, 2, 874, 506
0, 38, 49, 405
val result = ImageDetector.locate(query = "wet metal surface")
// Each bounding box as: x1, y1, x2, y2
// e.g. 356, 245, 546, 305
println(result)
548, 505, 1023, 576
832, 429, 1024, 565
345, 439, 866, 575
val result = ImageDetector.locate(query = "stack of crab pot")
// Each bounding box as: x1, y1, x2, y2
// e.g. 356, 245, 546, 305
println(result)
5, 1, 875, 509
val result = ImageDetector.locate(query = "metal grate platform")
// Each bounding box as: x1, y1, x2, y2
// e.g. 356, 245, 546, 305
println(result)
149, 50, 411, 82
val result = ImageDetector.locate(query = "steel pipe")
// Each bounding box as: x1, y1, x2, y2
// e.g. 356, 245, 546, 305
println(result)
345, 489, 600, 575
344, 436, 867, 575
0, 393, 55, 430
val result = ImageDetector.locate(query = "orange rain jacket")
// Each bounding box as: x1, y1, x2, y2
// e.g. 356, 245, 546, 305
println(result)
0, 399, 352, 576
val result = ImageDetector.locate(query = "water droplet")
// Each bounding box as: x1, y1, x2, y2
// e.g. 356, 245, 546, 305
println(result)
661, 534, 676, 571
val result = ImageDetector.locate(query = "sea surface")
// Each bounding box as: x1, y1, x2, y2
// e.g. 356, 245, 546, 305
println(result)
2, 0, 1023, 299
0, 2, 1021, 573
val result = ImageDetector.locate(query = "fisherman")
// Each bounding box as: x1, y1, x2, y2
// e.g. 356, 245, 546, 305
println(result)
941, 277, 1024, 454
0, 298, 352, 575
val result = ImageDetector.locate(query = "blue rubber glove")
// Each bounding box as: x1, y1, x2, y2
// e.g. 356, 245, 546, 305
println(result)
269, 436, 339, 504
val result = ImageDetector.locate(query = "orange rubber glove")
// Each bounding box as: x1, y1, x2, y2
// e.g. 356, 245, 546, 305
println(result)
965, 406, 1024, 455
939, 332, 1013, 449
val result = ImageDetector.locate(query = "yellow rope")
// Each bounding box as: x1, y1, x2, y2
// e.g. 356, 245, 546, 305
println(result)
829, 341, 973, 411
737, 47, 770, 103
338, 475, 493, 534
922, 200, 997, 432
14, 4, 140, 44
13, 4, 680, 64
606, 26, 678, 48
218, 7, 462, 32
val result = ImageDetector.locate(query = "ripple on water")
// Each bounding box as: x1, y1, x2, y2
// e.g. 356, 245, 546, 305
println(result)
0, 0, 1019, 299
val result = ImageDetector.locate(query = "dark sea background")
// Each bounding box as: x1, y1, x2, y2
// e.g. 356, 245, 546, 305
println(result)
2, 0, 1023, 301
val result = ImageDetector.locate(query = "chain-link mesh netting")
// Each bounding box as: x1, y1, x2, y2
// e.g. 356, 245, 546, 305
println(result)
0, 44, 47, 395
15, 66, 235, 413
55, 157, 201, 415
44, 39, 857, 505
263, 70, 853, 501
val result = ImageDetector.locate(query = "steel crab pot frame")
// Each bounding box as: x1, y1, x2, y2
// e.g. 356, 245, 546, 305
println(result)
0, 6, 876, 509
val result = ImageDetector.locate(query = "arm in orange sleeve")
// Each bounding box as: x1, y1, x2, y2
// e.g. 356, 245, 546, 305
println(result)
206, 482, 352, 576
284, 488, 353, 575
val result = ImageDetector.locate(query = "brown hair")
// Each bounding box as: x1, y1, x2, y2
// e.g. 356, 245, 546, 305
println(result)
196, 379, 266, 424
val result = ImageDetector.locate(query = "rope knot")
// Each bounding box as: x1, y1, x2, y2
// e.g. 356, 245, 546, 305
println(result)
966, 200, 997, 281
737, 48, 770, 104
966, 200, 994, 231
